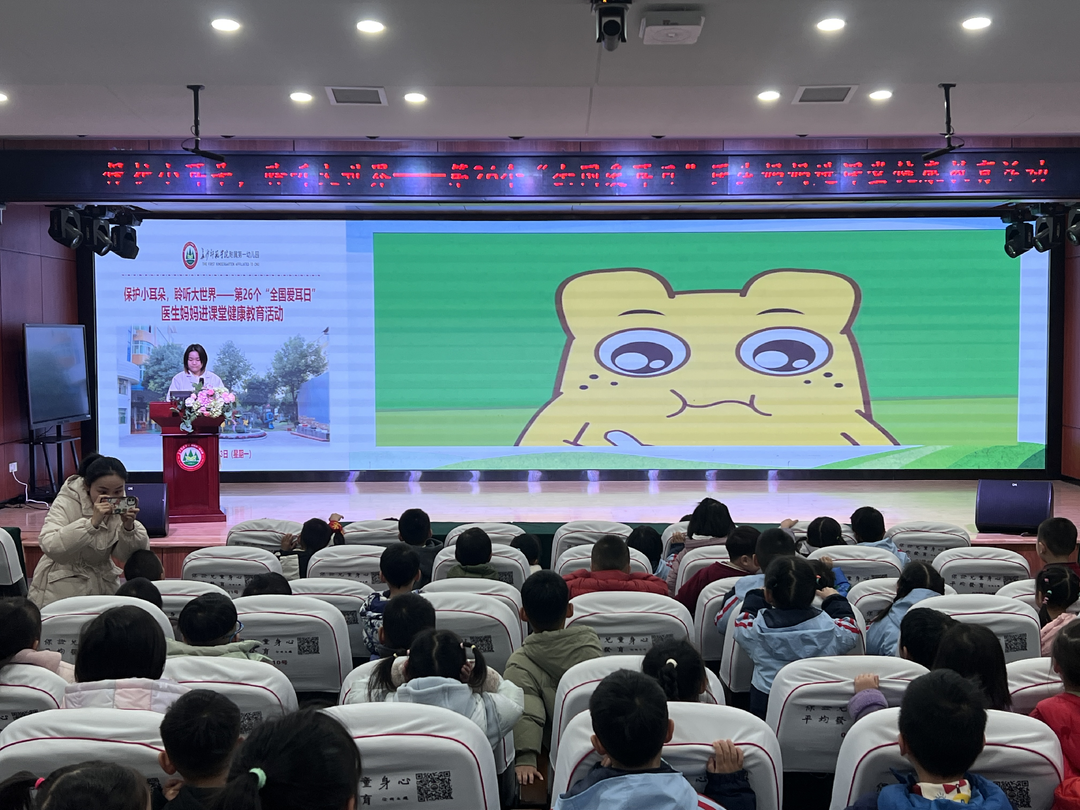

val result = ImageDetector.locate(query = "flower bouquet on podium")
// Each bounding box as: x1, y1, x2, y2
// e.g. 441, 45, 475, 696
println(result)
173, 381, 237, 433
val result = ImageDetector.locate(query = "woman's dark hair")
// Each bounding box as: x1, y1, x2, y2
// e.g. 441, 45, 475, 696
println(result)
627, 526, 663, 572
876, 561, 945, 622
806, 516, 845, 548
405, 628, 487, 691
0, 761, 148, 810
214, 709, 361, 810
808, 559, 836, 590
77, 453, 128, 487
932, 623, 1011, 711
75, 605, 167, 682
0, 598, 41, 665
686, 498, 735, 540
183, 343, 208, 373
368, 593, 437, 700
642, 638, 706, 702
764, 556, 817, 610
1036, 564, 1080, 626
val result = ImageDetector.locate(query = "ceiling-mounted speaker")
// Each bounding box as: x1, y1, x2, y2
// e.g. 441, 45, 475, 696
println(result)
640, 11, 704, 44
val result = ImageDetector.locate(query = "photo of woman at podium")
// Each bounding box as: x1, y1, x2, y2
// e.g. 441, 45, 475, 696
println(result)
167, 343, 223, 399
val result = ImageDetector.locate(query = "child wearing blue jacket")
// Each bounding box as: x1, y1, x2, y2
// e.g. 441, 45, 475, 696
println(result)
845, 670, 1012, 810
714, 528, 798, 635
865, 562, 946, 657
734, 556, 861, 718
553, 670, 756, 810
851, 506, 910, 567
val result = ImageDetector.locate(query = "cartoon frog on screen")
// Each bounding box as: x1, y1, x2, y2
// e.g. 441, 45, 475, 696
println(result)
516, 268, 898, 447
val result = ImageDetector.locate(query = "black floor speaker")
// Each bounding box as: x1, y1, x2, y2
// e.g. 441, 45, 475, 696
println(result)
125, 483, 169, 538
974, 479, 1053, 535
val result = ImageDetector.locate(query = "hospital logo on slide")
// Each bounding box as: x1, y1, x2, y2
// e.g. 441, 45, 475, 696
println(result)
182, 241, 199, 269
176, 444, 206, 471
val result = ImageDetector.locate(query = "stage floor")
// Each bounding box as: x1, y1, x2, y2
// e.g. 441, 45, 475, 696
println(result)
6, 478, 1079, 545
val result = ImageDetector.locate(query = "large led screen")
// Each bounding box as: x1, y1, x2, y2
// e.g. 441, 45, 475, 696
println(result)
95, 218, 1049, 472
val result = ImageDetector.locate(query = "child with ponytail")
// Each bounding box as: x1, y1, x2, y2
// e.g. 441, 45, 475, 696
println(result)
865, 561, 946, 657
213, 709, 361, 810
359, 592, 436, 702
642, 638, 708, 702
0, 761, 149, 810
387, 627, 525, 749
1036, 564, 1080, 655
734, 556, 860, 719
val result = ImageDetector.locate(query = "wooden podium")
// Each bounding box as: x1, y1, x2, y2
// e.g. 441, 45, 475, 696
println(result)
149, 402, 226, 524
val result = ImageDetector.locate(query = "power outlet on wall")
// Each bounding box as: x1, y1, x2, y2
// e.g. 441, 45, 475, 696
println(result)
7, 462, 16, 474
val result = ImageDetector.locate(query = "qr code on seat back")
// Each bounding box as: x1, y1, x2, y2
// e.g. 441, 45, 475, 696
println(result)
297, 636, 320, 656
995, 780, 1031, 809
416, 770, 453, 802
1003, 633, 1028, 654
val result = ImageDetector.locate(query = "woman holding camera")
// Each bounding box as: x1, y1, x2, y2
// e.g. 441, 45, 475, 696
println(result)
28, 454, 149, 607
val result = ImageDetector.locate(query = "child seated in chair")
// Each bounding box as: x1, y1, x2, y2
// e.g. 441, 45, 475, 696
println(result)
553, 670, 756, 810
642, 638, 709, 702
357, 593, 437, 703
512, 533, 543, 575
116, 576, 164, 609
1032, 619, 1080, 779
124, 548, 164, 582
844, 669, 1012, 810
1035, 564, 1080, 655
0, 597, 75, 682
563, 535, 669, 598
850, 506, 910, 567
447, 527, 500, 580
1036, 517, 1080, 579
505, 571, 603, 788
386, 627, 525, 750
675, 526, 761, 615
734, 556, 860, 719
359, 543, 422, 661
241, 572, 292, 596
168, 593, 273, 663
865, 562, 946, 657
157, 689, 242, 810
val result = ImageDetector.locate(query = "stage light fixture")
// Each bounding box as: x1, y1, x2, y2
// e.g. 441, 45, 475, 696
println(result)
1004, 221, 1035, 258
110, 225, 139, 259
593, 1, 630, 52
82, 215, 113, 256
1067, 206, 1080, 246
48, 208, 83, 249
1033, 215, 1064, 252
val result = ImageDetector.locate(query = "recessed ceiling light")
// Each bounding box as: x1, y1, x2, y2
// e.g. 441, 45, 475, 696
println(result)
962, 16, 991, 29
816, 18, 845, 31
869, 89, 893, 100
211, 18, 241, 32
0, 93, 8, 103
757, 90, 781, 102
404, 92, 427, 103
356, 19, 385, 33
290, 91, 313, 103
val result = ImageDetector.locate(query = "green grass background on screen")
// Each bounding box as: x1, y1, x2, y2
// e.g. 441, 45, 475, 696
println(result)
373, 229, 1025, 457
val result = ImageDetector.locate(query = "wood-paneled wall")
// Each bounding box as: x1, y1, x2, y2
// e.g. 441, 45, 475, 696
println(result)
1063, 241, 1080, 478
0, 204, 79, 501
